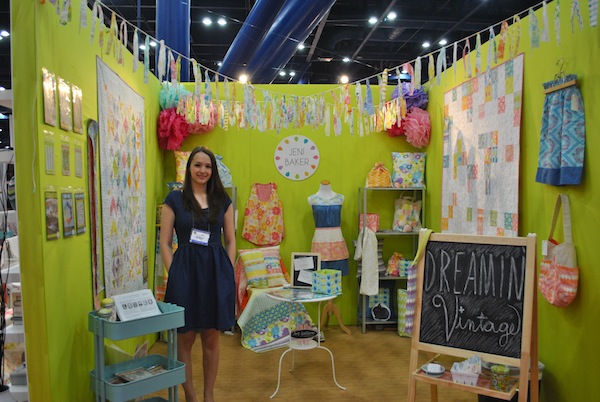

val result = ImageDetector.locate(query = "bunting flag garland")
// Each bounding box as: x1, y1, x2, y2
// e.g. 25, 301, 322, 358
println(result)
487, 27, 497, 70
133, 28, 139, 72
325, 106, 331, 137
555, 0, 561, 46
463, 38, 472, 78
364, 80, 375, 116
509, 16, 521, 59
79, 0, 87, 30
475, 33, 482, 75
89, 1, 98, 44
529, 8, 540, 49
571, 0, 583, 32
60, 0, 72, 25
118, 20, 127, 65
436, 46, 446, 85
428, 54, 435, 86
590, 0, 599, 27
348, 108, 355, 135
168, 50, 176, 85
414, 57, 421, 90
143, 35, 149, 83
402, 63, 414, 95
379, 69, 388, 106
452, 42, 458, 82
204, 70, 212, 103
395, 67, 402, 120
157, 40, 166, 82
105, 12, 117, 56
541, 2, 550, 41
97, 3, 105, 48
176, 55, 182, 84
355, 81, 364, 114
214, 73, 220, 105
498, 21, 509, 59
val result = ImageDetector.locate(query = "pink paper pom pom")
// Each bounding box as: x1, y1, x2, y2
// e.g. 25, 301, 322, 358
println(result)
157, 108, 190, 150
402, 107, 431, 148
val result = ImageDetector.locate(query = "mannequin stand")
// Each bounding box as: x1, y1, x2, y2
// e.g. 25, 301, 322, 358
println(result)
321, 300, 351, 335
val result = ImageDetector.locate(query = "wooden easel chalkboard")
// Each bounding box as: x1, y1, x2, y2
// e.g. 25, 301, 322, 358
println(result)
407, 232, 538, 402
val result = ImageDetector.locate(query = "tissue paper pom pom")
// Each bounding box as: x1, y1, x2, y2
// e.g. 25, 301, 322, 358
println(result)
386, 121, 406, 137
158, 108, 190, 150
159, 82, 191, 110
392, 84, 429, 110
403, 107, 431, 148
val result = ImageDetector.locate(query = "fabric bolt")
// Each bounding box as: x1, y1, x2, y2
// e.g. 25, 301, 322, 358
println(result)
309, 193, 349, 275
242, 183, 284, 246
163, 190, 236, 332
536, 75, 585, 186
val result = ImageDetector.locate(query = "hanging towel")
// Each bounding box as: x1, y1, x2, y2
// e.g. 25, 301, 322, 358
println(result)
355, 228, 378, 296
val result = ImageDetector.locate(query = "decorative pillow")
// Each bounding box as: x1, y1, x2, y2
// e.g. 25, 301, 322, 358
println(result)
238, 249, 268, 288
391, 152, 426, 188
260, 245, 288, 287
238, 246, 288, 288
174, 151, 191, 183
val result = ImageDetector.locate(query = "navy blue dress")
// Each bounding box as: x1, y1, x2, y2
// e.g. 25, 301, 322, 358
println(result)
163, 190, 235, 332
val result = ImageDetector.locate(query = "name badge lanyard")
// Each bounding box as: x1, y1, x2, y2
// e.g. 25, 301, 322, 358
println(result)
189, 214, 211, 246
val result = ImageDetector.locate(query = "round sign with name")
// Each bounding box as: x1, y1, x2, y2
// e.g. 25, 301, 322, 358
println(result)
274, 135, 320, 181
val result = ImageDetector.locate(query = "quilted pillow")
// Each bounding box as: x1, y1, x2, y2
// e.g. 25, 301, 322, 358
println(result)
391, 152, 426, 188
239, 249, 268, 288
260, 245, 288, 287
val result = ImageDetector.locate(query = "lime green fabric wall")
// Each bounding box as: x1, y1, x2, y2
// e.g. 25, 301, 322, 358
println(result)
12, 1, 163, 400
10, 0, 599, 401
426, 3, 598, 401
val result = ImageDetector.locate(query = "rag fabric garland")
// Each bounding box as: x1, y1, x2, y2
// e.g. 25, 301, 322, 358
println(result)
386, 84, 431, 148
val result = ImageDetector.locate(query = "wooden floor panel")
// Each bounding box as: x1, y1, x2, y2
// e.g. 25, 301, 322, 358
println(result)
149, 326, 478, 402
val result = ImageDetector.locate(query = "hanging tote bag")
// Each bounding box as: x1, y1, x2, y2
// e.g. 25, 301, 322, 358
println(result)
538, 194, 579, 307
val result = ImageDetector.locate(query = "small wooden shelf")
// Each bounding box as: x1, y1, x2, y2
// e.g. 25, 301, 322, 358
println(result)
412, 368, 518, 401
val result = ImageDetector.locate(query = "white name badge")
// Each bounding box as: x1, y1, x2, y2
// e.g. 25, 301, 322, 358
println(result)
190, 228, 210, 246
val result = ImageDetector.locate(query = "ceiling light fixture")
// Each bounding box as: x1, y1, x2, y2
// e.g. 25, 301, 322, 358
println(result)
439, 39, 448, 46
340, 75, 349, 84
387, 11, 397, 20
289, 71, 296, 77
139, 44, 146, 50
297, 43, 305, 50
368, 16, 377, 25
202, 17, 212, 26
239, 74, 248, 84
217, 61, 222, 67
217, 18, 227, 26
279, 71, 286, 76
0, 87, 5, 91
401, 69, 408, 74
149, 40, 157, 47
342, 57, 350, 63
0, 31, 8, 37
422, 41, 431, 48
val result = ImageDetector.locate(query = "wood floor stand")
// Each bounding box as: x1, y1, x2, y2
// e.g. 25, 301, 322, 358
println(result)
320, 300, 351, 335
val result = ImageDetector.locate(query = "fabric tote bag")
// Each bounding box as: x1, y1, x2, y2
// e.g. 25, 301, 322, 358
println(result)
538, 194, 579, 307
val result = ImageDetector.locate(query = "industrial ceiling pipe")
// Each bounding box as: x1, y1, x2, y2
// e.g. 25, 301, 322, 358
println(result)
243, 0, 336, 84
218, 0, 285, 81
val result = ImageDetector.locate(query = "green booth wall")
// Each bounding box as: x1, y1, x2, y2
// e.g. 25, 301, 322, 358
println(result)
10, 1, 599, 401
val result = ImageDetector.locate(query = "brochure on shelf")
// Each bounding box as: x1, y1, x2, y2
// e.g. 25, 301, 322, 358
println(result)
112, 289, 161, 321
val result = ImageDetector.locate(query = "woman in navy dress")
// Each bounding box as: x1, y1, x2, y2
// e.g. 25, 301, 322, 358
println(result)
160, 146, 236, 402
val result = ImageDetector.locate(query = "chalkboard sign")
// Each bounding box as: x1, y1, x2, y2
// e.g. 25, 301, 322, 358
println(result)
291, 252, 321, 287
409, 232, 539, 402
416, 234, 536, 361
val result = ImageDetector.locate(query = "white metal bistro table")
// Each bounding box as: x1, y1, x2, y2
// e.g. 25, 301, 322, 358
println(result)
266, 287, 346, 398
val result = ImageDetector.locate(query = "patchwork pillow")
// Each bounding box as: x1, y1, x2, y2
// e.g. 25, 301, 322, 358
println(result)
260, 245, 288, 287
391, 152, 426, 188
238, 249, 268, 288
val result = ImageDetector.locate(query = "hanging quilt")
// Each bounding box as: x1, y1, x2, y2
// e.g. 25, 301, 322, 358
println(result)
97, 58, 147, 296
441, 54, 524, 236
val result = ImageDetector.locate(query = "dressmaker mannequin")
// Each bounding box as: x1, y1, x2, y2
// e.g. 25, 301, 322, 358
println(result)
308, 180, 351, 335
